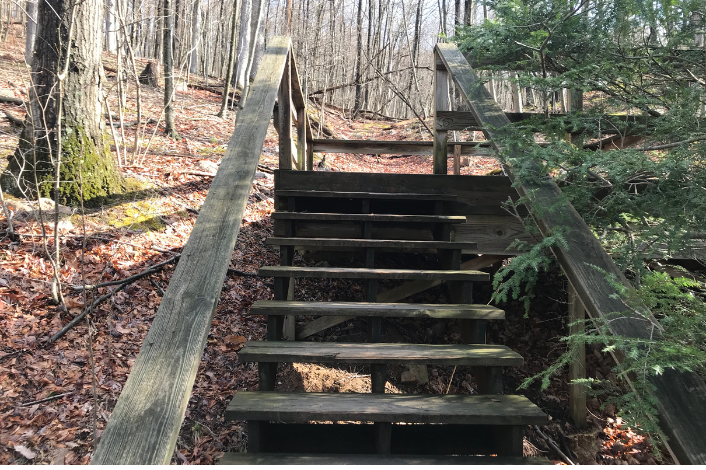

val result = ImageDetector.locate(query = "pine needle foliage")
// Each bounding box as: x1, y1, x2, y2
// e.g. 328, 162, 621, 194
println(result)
456, 0, 706, 449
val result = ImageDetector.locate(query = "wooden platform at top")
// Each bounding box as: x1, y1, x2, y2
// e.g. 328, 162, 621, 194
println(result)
273, 170, 535, 255
276, 189, 457, 201
226, 392, 547, 425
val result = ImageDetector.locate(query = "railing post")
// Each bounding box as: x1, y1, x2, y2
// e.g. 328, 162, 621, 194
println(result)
568, 281, 587, 428
433, 50, 449, 174
278, 50, 292, 170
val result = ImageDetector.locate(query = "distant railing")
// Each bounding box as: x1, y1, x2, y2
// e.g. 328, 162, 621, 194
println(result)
91, 37, 296, 465
434, 42, 706, 465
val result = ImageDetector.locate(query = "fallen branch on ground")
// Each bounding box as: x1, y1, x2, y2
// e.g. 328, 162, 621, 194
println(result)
20, 392, 73, 407
0, 94, 25, 105
71, 255, 179, 290
532, 425, 575, 465
2, 109, 24, 126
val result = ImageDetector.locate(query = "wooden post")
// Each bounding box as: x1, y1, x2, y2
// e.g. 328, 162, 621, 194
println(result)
568, 282, 587, 428
278, 51, 292, 170
433, 51, 449, 175
296, 107, 307, 170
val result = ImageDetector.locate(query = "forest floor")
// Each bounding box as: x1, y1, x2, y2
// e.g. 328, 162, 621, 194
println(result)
0, 30, 666, 465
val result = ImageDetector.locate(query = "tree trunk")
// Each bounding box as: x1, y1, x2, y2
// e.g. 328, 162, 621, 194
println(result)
189, 0, 200, 74
2, 0, 124, 206
163, 0, 177, 137
105, 0, 117, 52
233, 0, 251, 90
352, 0, 363, 117
25, 0, 37, 65
217, 0, 239, 117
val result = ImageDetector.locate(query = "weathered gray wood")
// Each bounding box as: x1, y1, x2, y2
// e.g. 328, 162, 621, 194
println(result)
436, 42, 706, 465
568, 282, 587, 428
276, 189, 457, 201
278, 49, 292, 170
272, 212, 467, 224
258, 266, 489, 281
433, 51, 450, 174
267, 237, 476, 250
239, 341, 523, 366
91, 37, 292, 465
218, 453, 553, 465
311, 139, 492, 156
226, 391, 546, 424
251, 300, 504, 319
436, 110, 482, 131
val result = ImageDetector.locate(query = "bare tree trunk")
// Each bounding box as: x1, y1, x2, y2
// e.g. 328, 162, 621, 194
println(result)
217, 0, 240, 117
239, 0, 264, 108
189, 0, 200, 74
25, 0, 37, 65
106, 0, 117, 52
3, 0, 124, 204
233, 0, 252, 90
163, 0, 177, 137
352, 0, 363, 117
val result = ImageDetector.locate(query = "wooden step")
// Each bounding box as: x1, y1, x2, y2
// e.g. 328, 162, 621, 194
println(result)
226, 391, 546, 425
272, 212, 467, 224
218, 453, 552, 465
239, 341, 523, 366
267, 237, 475, 250
250, 300, 504, 320
258, 266, 489, 281
276, 190, 457, 201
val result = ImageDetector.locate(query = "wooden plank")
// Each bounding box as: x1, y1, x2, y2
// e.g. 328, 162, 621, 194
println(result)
266, 237, 476, 250
272, 212, 467, 223
239, 341, 523, 366
452, 215, 533, 255
277, 48, 292, 170
289, 52, 305, 109
568, 282, 587, 428
436, 110, 482, 131
219, 453, 552, 465
258, 266, 489, 281
435, 42, 706, 465
311, 139, 492, 156
433, 51, 450, 174
226, 392, 546, 425
276, 189, 457, 201
91, 37, 292, 465
251, 300, 504, 319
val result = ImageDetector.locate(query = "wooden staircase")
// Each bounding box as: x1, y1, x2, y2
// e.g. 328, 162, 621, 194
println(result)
221, 183, 549, 464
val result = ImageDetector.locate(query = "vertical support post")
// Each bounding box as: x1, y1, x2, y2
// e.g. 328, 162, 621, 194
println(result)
433, 49, 449, 175
296, 106, 307, 170
568, 282, 587, 428
278, 50, 292, 170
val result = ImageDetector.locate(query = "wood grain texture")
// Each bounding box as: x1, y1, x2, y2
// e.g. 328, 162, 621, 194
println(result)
311, 139, 492, 156
266, 237, 475, 250
218, 453, 552, 465
226, 391, 546, 424
435, 42, 706, 464
250, 300, 504, 319
272, 212, 467, 223
238, 341, 523, 366
91, 37, 291, 465
436, 110, 482, 131
276, 189, 457, 201
433, 54, 449, 175
258, 266, 489, 281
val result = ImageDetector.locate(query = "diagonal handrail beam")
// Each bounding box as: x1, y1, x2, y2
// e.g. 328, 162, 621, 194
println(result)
92, 37, 292, 465
434, 42, 706, 465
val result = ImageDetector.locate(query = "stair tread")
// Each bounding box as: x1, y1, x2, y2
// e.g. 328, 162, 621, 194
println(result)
239, 341, 523, 366
218, 453, 552, 465
272, 212, 467, 223
250, 300, 504, 319
267, 237, 475, 250
258, 266, 489, 281
277, 190, 457, 201
226, 392, 546, 425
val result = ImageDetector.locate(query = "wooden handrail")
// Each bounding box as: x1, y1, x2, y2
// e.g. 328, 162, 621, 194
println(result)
434, 42, 706, 465
91, 37, 292, 465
